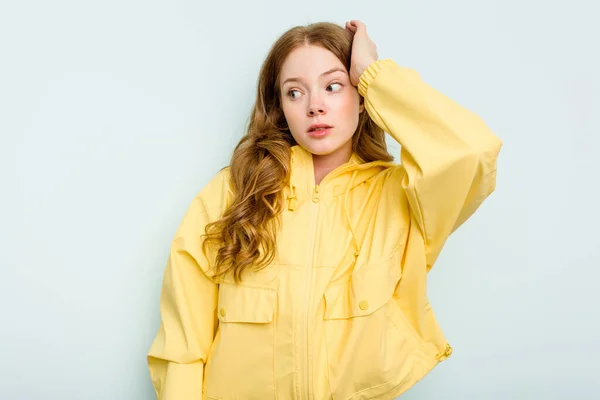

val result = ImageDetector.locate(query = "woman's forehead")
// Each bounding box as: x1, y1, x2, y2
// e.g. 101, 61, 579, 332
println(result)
280, 46, 347, 83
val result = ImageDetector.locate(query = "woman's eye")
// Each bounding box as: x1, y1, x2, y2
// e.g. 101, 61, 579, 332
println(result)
328, 82, 343, 92
287, 82, 342, 100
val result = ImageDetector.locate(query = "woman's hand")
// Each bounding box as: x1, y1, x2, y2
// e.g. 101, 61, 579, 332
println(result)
345, 20, 379, 87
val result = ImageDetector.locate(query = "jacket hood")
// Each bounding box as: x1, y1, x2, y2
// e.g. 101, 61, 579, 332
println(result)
286, 145, 398, 213
286, 144, 397, 257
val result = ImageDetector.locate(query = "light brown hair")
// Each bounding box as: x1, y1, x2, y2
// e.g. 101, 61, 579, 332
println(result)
203, 22, 393, 283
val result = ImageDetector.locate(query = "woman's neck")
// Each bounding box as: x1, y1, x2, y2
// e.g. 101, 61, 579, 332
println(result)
312, 144, 352, 185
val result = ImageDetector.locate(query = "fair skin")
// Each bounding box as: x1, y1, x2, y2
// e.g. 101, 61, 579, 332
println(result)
279, 20, 379, 184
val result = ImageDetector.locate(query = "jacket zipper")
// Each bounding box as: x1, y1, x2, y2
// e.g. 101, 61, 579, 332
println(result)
300, 184, 320, 400
299, 165, 350, 399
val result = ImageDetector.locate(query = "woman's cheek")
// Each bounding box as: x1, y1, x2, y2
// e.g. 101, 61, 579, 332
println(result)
337, 96, 357, 117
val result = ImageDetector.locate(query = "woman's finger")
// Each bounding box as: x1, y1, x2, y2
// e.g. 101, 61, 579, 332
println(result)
350, 20, 366, 34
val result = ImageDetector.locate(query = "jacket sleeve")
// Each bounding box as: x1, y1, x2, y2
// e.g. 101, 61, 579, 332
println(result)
147, 167, 232, 399
358, 59, 503, 270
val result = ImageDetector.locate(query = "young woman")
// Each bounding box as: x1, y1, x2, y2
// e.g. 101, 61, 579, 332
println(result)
147, 20, 502, 400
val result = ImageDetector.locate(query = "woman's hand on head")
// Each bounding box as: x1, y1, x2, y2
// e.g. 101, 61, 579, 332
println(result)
345, 20, 379, 87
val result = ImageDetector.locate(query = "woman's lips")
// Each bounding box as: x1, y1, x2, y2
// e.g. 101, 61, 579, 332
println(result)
307, 127, 332, 138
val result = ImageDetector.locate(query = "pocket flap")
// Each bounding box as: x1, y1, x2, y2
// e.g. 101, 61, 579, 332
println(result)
217, 283, 276, 323
324, 252, 401, 320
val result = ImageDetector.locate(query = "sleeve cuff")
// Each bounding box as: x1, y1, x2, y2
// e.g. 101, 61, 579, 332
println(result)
160, 361, 205, 399
358, 58, 397, 97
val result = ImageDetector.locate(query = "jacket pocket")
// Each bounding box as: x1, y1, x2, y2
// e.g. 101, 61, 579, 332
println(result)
322, 251, 421, 399
204, 283, 277, 399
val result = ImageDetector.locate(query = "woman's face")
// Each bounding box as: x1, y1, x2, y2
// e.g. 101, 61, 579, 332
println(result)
279, 45, 363, 160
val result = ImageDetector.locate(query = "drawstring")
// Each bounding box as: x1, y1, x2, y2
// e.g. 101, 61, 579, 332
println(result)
436, 344, 453, 361
343, 170, 360, 258
287, 153, 298, 211
347, 171, 380, 259
287, 182, 297, 211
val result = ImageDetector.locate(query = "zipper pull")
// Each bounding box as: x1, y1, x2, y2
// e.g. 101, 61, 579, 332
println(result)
312, 185, 320, 203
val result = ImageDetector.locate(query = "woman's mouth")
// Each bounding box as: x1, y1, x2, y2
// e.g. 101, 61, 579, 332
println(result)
308, 124, 333, 138
308, 127, 332, 138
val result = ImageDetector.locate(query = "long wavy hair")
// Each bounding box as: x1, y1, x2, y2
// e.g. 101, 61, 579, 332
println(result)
202, 22, 393, 283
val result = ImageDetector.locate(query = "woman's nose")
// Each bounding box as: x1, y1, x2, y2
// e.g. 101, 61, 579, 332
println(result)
308, 100, 326, 116
307, 92, 327, 116
308, 107, 325, 116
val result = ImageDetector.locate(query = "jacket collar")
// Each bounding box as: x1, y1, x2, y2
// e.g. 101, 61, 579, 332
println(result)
287, 145, 396, 210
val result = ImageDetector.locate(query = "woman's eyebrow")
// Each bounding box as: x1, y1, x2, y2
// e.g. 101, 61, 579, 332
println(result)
282, 67, 346, 86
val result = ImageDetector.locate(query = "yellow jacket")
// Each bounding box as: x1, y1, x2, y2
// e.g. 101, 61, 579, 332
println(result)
148, 59, 503, 399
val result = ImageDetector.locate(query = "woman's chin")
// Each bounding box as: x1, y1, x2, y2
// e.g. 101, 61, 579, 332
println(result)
302, 139, 353, 160
302, 142, 337, 156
